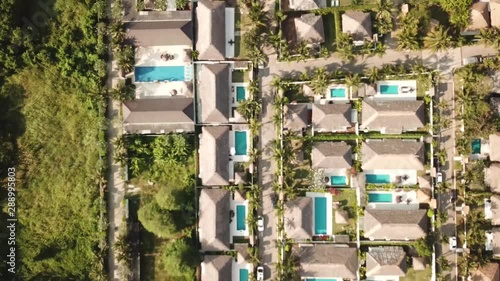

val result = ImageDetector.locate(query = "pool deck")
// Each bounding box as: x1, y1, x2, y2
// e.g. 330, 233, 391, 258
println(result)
231, 82, 249, 106
135, 81, 193, 98
366, 190, 419, 210
135, 45, 192, 67
230, 129, 251, 162
363, 170, 418, 186
306, 192, 333, 236
323, 170, 351, 187
230, 199, 249, 241
375, 80, 417, 100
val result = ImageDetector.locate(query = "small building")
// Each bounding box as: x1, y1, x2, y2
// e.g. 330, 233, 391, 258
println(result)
293, 244, 358, 280
342, 11, 372, 44
312, 103, 353, 132
196, 0, 226, 60
284, 103, 309, 131
294, 14, 325, 45
360, 100, 425, 134
284, 197, 314, 240
199, 189, 231, 251
471, 262, 500, 281
199, 126, 230, 186
366, 247, 407, 279
462, 2, 490, 35
363, 209, 428, 240
197, 64, 231, 124
122, 97, 195, 134
287, 0, 326, 11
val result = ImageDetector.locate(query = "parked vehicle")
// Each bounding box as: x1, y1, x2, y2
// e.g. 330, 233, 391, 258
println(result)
257, 216, 264, 232
256, 266, 264, 281
450, 189, 457, 203
449, 236, 457, 250
436, 172, 443, 184
462, 55, 482, 65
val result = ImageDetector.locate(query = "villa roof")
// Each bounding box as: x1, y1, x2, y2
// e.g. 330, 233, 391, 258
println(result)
199, 126, 230, 186
472, 263, 500, 281
284, 104, 309, 130
201, 255, 232, 281
486, 164, 500, 193
284, 197, 313, 239
366, 247, 406, 277
412, 257, 426, 271
490, 133, 500, 162
363, 209, 428, 240
122, 97, 194, 134
196, 0, 226, 60
342, 11, 372, 41
234, 243, 250, 262
288, 0, 326, 10
492, 0, 500, 28
294, 14, 325, 44
312, 103, 352, 131
199, 189, 230, 251
294, 244, 358, 279
124, 20, 192, 46
198, 64, 230, 123
491, 195, 500, 226
361, 140, 425, 170
361, 100, 425, 134
466, 2, 490, 31
311, 141, 352, 169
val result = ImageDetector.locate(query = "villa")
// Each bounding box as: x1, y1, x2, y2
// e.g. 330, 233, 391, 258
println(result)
284, 103, 309, 132
342, 11, 372, 45
293, 14, 325, 45
122, 97, 194, 134
199, 126, 230, 186
286, 0, 326, 11
284, 197, 313, 239
485, 195, 500, 225
293, 244, 358, 280
363, 209, 428, 240
462, 2, 491, 35
366, 247, 407, 281
361, 139, 425, 186
486, 164, 500, 193
197, 63, 231, 124
360, 99, 425, 134
312, 103, 354, 133
490, 133, 500, 162
201, 255, 232, 280
311, 142, 352, 186
471, 263, 500, 281
198, 189, 250, 251
124, 20, 192, 47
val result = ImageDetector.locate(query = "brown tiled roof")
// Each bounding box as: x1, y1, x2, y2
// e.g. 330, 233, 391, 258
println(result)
363, 209, 428, 240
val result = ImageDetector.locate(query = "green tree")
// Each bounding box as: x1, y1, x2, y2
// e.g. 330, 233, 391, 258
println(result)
336, 33, 355, 60
478, 27, 500, 48
309, 67, 330, 95
161, 239, 199, 281
413, 237, 433, 257
366, 66, 383, 83
111, 81, 135, 101
138, 201, 180, 238
375, 0, 395, 34
424, 26, 452, 52
155, 185, 191, 211
176, 0, 189, 9
117, 45, 135, 75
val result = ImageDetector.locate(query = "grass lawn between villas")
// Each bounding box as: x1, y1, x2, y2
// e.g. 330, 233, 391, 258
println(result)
232, 70, 250, 83
322, 14, 336, 51
331, 188, 357, 237
400, 266, 432, 281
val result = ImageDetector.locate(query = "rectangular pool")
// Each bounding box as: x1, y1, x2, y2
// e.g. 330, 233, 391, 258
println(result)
472, 139, 481, 154
236, 86, 246, 102
330, 176, 347, 186
366, 174, 391, 184
368, 192, 393, 203
314, 197, 327, 235
239, 268, 249, 281
380, 84, 399, 95
236, 205, 246, 231
135, 66, 185, 82
330, 87, 346, 98
235, 131, 248, 156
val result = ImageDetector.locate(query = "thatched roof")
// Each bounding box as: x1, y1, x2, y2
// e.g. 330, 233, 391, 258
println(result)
199, 126, 230, 186
311, 141, 352, 169
294, 244, 358, 279
284, 104, 309, 130
342, 11, 372, 41
201, 255, 232, 280
198, 64, 230, 123
363, 209, 428, 240
284, 197, 313, 239
366, 247, 406, 277
294, 14, 325, 44
196, 0, 226, 60
199, 189, 230, 251
361, 140, 425, 170
312, 103, 352, 131
361, 100, 425, 134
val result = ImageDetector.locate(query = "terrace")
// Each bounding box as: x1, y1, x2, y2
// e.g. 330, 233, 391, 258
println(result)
366, 190, 419, 210
375, 80, 418, 100
229, 191, 250, 241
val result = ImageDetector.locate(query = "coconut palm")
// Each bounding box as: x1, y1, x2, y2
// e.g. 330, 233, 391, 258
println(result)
345, 73, 361, 88
366, 66, 383, 84
247, 45, 268, 68
297, 41, 310, 62
424, 26, 452, 52
336, 33, 355, 61
248, 0, 266, 27
116, 45, 134, 75
309, 67, 330, 95
396, 28, 420, 51
110, 20, 126, 48
320, 46, 329, 59
375, 0, 395, 34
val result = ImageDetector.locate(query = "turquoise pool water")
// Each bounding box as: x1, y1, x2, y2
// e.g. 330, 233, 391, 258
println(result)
235, 131, 248, 156
366, 174, 391, 184
314, 197, 327, 235
135, 66, 185, 82
306, 278, 337, 281
380, 84, 399, 95
239, 268, 249, 281
236, 86, 246, 102
368, 192, 393, 203
472, 139, 481, 154
330, 87, 346, 98
236, 205, 246, 231
330, 176, 347, 186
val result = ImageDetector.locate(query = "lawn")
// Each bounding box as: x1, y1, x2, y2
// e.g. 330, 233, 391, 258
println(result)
234, 35, 249, 58
331, 189, 357, 239
232, 70, 250, 83
400, 266, 432, 281
322, 14, 336, 51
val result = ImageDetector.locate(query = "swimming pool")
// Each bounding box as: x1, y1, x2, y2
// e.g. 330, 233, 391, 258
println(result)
366, 174, 391, 184
472, 139, 481, 154
314, 197, 327, 235
236, 86, 246, 102
235, 131, 248, 156
330, 87, 346, 98
135, 66, 185, 82
306, 278, 337, 281
239, 268, 249, 281
368, 192, 393, 203
236, 205, 246, 231
330, 176, 347, 186
380, 85, 399, 95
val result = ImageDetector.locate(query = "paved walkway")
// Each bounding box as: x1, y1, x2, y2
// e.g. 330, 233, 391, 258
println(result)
105, 0, 126, 280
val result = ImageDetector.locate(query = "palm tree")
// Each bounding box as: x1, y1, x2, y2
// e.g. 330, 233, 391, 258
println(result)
336, 33, 355, 61
297, 41, 310, 62
248, 0, 266, 27
110, 20, 126, 49
366, 66, 382, 84
345, 73, 361, 88
116, 45, 134, 75
372, 42, 386, 57
396, 28, 420, 51
424, 26, 452, 52
320, 46, 329, 59
375, 0, 395, 34
309, 67, 330, 95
